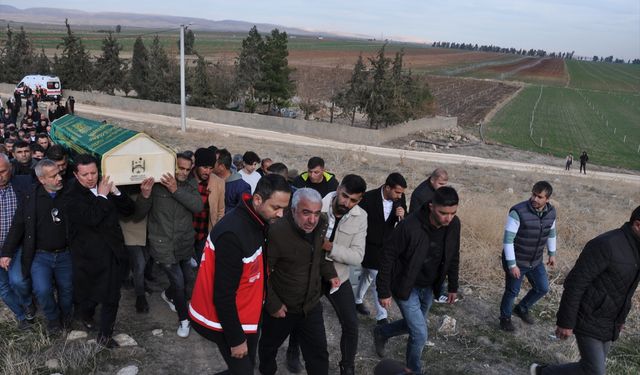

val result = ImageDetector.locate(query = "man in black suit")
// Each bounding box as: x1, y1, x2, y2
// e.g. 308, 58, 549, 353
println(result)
355, 172, 407, 324
409, 168, 448, 214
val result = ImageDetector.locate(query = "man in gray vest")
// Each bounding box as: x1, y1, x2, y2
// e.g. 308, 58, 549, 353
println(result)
499, 181, 557, 332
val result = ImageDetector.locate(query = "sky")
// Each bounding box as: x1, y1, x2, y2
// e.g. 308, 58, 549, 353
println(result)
4, 0, 640, 60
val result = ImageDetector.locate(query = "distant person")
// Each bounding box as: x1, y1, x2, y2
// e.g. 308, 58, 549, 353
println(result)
213, 149, 251, 213
257, 157, 273, 177
565, 153, 573, 171
530, 206, 640, 375
292, 156, 339, 198
409, 168, 448, 213
238, 151, 262, 194
499, 181, 557, 332
579, 151, 588, 174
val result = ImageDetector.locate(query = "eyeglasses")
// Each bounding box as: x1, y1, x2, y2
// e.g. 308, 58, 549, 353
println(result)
51, 208, 61, 223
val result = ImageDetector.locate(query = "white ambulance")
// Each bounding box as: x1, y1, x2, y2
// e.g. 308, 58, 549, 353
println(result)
15, 75, 63, 101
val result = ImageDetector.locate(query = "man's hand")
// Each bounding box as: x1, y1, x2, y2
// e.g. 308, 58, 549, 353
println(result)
140, 177, 155, 199
555, 326, 573, 340
271, 304, 287, 318
0, 257, 11, 271
447, 292, 457, 304
230, 340, 248, 358
395, 206, 405, 220
160, 173, 178, 193
97, 175, 113, 196
547, 255, 556, 268
379, 297, 392, 309
509, 266, 521, 279
322, 239, 333, 252
329, 277, 340, 289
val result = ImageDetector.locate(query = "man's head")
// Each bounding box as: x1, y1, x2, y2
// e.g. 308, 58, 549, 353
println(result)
214, 148, 232, 176
266, 162, 288, 178
630, 206, 640, 239
232, 154, 244, 171
291, 188, 323, 233
383, 172, 407, 201
428, 186, 459, 228
261, 158, 273, 172
428, 168, 448, 190
35, 159, 63, 192
73, 154, 100, 189
45, 145, 69, 176
252, 174, 292, 224
0, 153, 12, 188
4, 139, 15, 154
30, 143, 45, 160
333, 174, 366, 216
306, 156, 326, 184
242, 151, 260, 173
36, 133, 50, 150
194, 148, 216, 182
175, 153, 193, 183
530, 181, 553, 211
13, 140, 31, 165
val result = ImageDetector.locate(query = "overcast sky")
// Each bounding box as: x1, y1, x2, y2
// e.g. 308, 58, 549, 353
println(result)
4, 0, 640, 60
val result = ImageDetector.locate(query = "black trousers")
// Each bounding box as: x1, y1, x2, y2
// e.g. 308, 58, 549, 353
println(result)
192, 323, 258, 375
77, 298, 120, 338
288, 280, 358, 368
259, 303, 329, 375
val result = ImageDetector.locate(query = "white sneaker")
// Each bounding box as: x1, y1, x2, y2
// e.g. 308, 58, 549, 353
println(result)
424, 340, 436, 347
177, 319, 190, 338
161, 291, 177, 312
434, 295, 449, 304
190, 257, 198, 268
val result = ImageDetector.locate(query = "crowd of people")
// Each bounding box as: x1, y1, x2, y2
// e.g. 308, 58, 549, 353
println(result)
0, 97, 638, 375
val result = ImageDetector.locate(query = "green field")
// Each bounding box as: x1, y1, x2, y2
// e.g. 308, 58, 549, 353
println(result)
488, 84, 640, 170
567, 59, 640, 92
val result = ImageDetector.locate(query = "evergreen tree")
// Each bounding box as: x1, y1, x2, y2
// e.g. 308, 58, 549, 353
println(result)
185, 29, 195, 54
365, 45, 392, 128
235, 26, 264, 104
335, 54, 368, 126
95, 32, 125, 95
129, 36, 150, 98
32, 48, 51, 74
189, 54, 215, 107
210, 61, 238, 109
0, 25, 34, 82
255, 29, 294, 111
53, 19, 92, 90
147, 35, 179, 102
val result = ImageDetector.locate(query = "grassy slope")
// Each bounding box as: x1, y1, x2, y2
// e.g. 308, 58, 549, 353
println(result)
567, 60, 640, 92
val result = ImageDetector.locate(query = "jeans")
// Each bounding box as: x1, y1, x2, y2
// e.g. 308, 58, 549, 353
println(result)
159, 260, 193, 321
354, 267, 388, 320
30, 250, 73, 321
378, 287, 434, 374
500, 261, 549, 319
126, 245, 148, 297
0, 248, 32, 321
259, 303, 329, 375
542, 334, 611, 375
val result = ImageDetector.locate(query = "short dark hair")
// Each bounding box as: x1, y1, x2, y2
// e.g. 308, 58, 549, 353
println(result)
45, 145, 68, 161
176, 152, 193, 164
13, 140, 29, 150
35, 133, 49, 141
532, 181, 553, 198
73, 154, 98, 171
340, 174, 367, 195
215, 148, 232, 170
432, 186, 459, 207
307, 156, 325, 170
254, 174, 292, 201
243, 151, 260, 165
267, 162, 288, 177
29, 143, 45, 153
631, 206, 640, 222
385, 172, 407, 189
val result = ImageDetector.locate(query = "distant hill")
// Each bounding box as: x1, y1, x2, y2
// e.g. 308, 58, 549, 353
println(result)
0, 5, 336, 37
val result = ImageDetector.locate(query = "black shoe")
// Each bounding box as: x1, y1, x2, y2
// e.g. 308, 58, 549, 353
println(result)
81, 317, 97, 331
47, 319, 62, 335
286, 346, 303, 374
340, 364, 355, 375
514, 305, 535, 324
499, 317, 515, 332
376, 318, 390, 325
24, 303, 37, 322
97, 335, 119, 349
17, 319, 33, 331
529, 363, 547, 375
61, 314, 74, 330
355, 303, 370, 316
372, 326, 388, 357
136, 295, 150, 313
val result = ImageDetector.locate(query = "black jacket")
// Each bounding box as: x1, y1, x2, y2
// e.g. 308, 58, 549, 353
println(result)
556, 223, 640, 342
377, 203, 461, 301
359, 187, 406, 270
409, 178, 435, 214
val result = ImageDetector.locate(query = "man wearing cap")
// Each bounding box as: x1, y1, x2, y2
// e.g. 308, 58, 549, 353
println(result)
191, 148, 219, 264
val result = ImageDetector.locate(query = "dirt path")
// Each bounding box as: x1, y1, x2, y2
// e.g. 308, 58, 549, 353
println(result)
75, 103, 640, 183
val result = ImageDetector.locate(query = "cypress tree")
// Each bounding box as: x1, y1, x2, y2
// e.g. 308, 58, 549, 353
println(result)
53, 19, 92, 91
95, 32, 125, 95
129, 36, 150, 98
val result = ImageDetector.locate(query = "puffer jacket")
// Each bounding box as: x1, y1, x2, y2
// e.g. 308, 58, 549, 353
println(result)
137, 179, 203, 264
556, 223, 640, 342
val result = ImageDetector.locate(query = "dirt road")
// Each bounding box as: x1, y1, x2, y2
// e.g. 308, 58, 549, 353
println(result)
75, 103, 640, 184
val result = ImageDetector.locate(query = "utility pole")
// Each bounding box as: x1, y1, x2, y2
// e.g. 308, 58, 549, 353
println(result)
180, 24, 186, 132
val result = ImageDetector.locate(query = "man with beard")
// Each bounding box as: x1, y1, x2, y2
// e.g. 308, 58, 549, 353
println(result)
374, 187, 461, 374
499, 181, 557, 332
213, 149, 251, 213
1, 159, 73, 333
189, 174, 291, 374
191, 148, 217, 264
66, 154, 134, 347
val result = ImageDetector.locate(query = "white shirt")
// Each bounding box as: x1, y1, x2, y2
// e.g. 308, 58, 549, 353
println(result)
238, 169, 261, 194
381, 188, 393, 221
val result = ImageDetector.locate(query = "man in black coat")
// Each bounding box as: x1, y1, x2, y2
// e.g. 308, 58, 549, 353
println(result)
409, 168, 448, 213
531, 206, 640, 375
355, 172, 407, 324
66, 154, 134, 347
